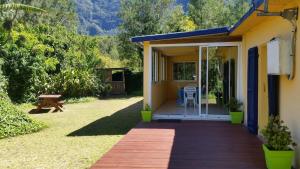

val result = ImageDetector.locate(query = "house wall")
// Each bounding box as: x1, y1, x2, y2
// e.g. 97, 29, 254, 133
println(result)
151, 51, 167, 111
241, 1, 300, 166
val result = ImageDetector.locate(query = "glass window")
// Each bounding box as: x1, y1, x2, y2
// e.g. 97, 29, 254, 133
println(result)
173, 62, 196, 81
152, 51, 159, 82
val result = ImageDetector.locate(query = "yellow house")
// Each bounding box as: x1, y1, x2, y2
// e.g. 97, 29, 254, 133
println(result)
132, 0, 300, 166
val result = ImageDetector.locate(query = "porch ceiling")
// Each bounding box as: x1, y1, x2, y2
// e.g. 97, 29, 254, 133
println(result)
150, 35, 242, 45
155, 46, 238, 58
155, 46, 199, 57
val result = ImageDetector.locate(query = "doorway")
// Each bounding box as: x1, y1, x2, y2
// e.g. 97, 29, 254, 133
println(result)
198, 46, 238, 120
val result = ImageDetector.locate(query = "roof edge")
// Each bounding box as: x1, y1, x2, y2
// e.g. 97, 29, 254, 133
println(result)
131, 27, 230, 43
131, 0, 265, 43
229, 0, 264, 34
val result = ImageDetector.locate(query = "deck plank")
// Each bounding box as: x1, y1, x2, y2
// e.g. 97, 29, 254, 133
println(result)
90, 121, 266, 169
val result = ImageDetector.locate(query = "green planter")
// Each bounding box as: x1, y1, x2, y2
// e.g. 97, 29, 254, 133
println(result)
230, 112, 243, 124
141, 111, 152, 122
263, 144, 294, 169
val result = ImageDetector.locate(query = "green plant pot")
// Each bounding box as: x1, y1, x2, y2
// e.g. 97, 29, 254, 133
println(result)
141, 111, 152, 122
263, 144, 294, 169
230, 112, 243, 124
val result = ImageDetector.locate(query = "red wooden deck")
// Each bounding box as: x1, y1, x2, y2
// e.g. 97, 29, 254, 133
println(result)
91, 121, 266, 169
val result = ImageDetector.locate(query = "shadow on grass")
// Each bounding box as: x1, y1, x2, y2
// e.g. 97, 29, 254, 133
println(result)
67, 100, 143, 136
29, 108, 52, 114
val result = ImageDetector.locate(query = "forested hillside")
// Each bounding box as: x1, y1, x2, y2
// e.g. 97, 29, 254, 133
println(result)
75, 0, 121, 35
75, 0, 190, 35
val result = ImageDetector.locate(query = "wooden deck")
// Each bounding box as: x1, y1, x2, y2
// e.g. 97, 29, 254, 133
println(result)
91, 121, 266, 169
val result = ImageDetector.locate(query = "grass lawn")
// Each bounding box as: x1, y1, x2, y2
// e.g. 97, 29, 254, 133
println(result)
0, 96, 143, 169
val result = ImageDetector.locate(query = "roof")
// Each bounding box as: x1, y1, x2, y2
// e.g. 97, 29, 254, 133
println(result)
229, 0, 264, 34
131, 0, 264, 43
131, 27, 230, 43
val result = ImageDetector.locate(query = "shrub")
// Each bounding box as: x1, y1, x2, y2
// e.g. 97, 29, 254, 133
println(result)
144, 104, 152, 111
125, 71, 143, 95
261, 116, 297, 150
0, 93, 46, 139
226, 97, 243, 112
100, 83, 112, 97
0, 24, 117, 102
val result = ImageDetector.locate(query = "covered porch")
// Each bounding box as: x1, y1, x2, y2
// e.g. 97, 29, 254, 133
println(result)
149, 43, 243, 120
91, 121, 266, 169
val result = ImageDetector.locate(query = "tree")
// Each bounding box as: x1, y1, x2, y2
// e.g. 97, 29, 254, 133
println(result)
0, 2, 45, 33
159, 5, 196, 33
188, 0, 250, 29
118, 0, 195, 70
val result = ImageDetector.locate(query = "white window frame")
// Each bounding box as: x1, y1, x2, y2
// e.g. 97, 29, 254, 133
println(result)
152, 50, 159, 83
161, 55, 166, 81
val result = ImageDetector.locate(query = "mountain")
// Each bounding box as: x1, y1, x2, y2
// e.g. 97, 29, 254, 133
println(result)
75, 0, 189, 35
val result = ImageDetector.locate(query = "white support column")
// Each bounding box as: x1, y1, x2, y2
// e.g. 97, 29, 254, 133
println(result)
229, 59, 231, 102
198, 46, 202, 117
206, 47, 209, 116
237, 44, 243, 102
149, 47, 152, 107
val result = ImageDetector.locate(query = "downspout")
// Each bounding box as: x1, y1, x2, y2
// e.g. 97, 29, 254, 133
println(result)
288, 20, 297, 80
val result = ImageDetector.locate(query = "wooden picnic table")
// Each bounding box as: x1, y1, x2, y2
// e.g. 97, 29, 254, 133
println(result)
37, 94, 64, 112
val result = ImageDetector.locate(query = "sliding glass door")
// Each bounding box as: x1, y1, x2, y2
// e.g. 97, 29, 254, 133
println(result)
198, 46, 237, 119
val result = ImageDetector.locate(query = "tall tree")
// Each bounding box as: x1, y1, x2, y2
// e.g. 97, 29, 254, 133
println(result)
188, 0, 250, 29
118, 0, 196, 70
159, 5, 196, 33
118, 0, 175, 70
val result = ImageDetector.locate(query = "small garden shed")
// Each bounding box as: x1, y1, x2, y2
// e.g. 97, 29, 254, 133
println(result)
101, 68, 128, 95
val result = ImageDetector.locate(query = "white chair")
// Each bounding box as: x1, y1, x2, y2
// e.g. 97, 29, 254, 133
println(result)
184, 86, 197, 115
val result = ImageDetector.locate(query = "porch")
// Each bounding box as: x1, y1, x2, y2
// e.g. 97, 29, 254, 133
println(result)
91, 121, 266, 169
149, 44, 243, 120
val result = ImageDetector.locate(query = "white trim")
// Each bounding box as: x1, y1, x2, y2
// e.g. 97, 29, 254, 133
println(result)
229, 59, 231, 101
155, 52, 158, 82
198, 46, 202, 117
150, 42, 241, 48
153, 114, 230, 121
149, 47, 152, 107
237, 44, 243, 102
206, 47, 209, 116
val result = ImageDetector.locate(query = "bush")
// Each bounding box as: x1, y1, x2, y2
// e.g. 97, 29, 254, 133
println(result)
226, 97, 243, 112
0, 93, 46, 139
0, 24, 117, 102
261, 116, 297, 150
125, 71, 142, 95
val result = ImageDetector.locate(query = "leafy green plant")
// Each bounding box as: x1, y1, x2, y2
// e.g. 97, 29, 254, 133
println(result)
262, 116, 297, 151
0, 92, 46, 139
226, 97, 243, 112
100, 83, 112, 97
144, 104, 152, 111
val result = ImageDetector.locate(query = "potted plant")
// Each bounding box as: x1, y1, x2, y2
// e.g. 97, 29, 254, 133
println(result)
141, 104, 152, 122
261, 116, 297, 169
226, 98, 243, 124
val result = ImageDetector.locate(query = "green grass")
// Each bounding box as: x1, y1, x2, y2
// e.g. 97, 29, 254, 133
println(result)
64, 97, 98, 104
0, 96, 143, 169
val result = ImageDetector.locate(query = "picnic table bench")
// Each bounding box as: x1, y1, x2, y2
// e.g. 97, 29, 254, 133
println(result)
37, 94, 64, 112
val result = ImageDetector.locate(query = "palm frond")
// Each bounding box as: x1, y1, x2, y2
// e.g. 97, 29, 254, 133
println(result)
0, 3, 46, 13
